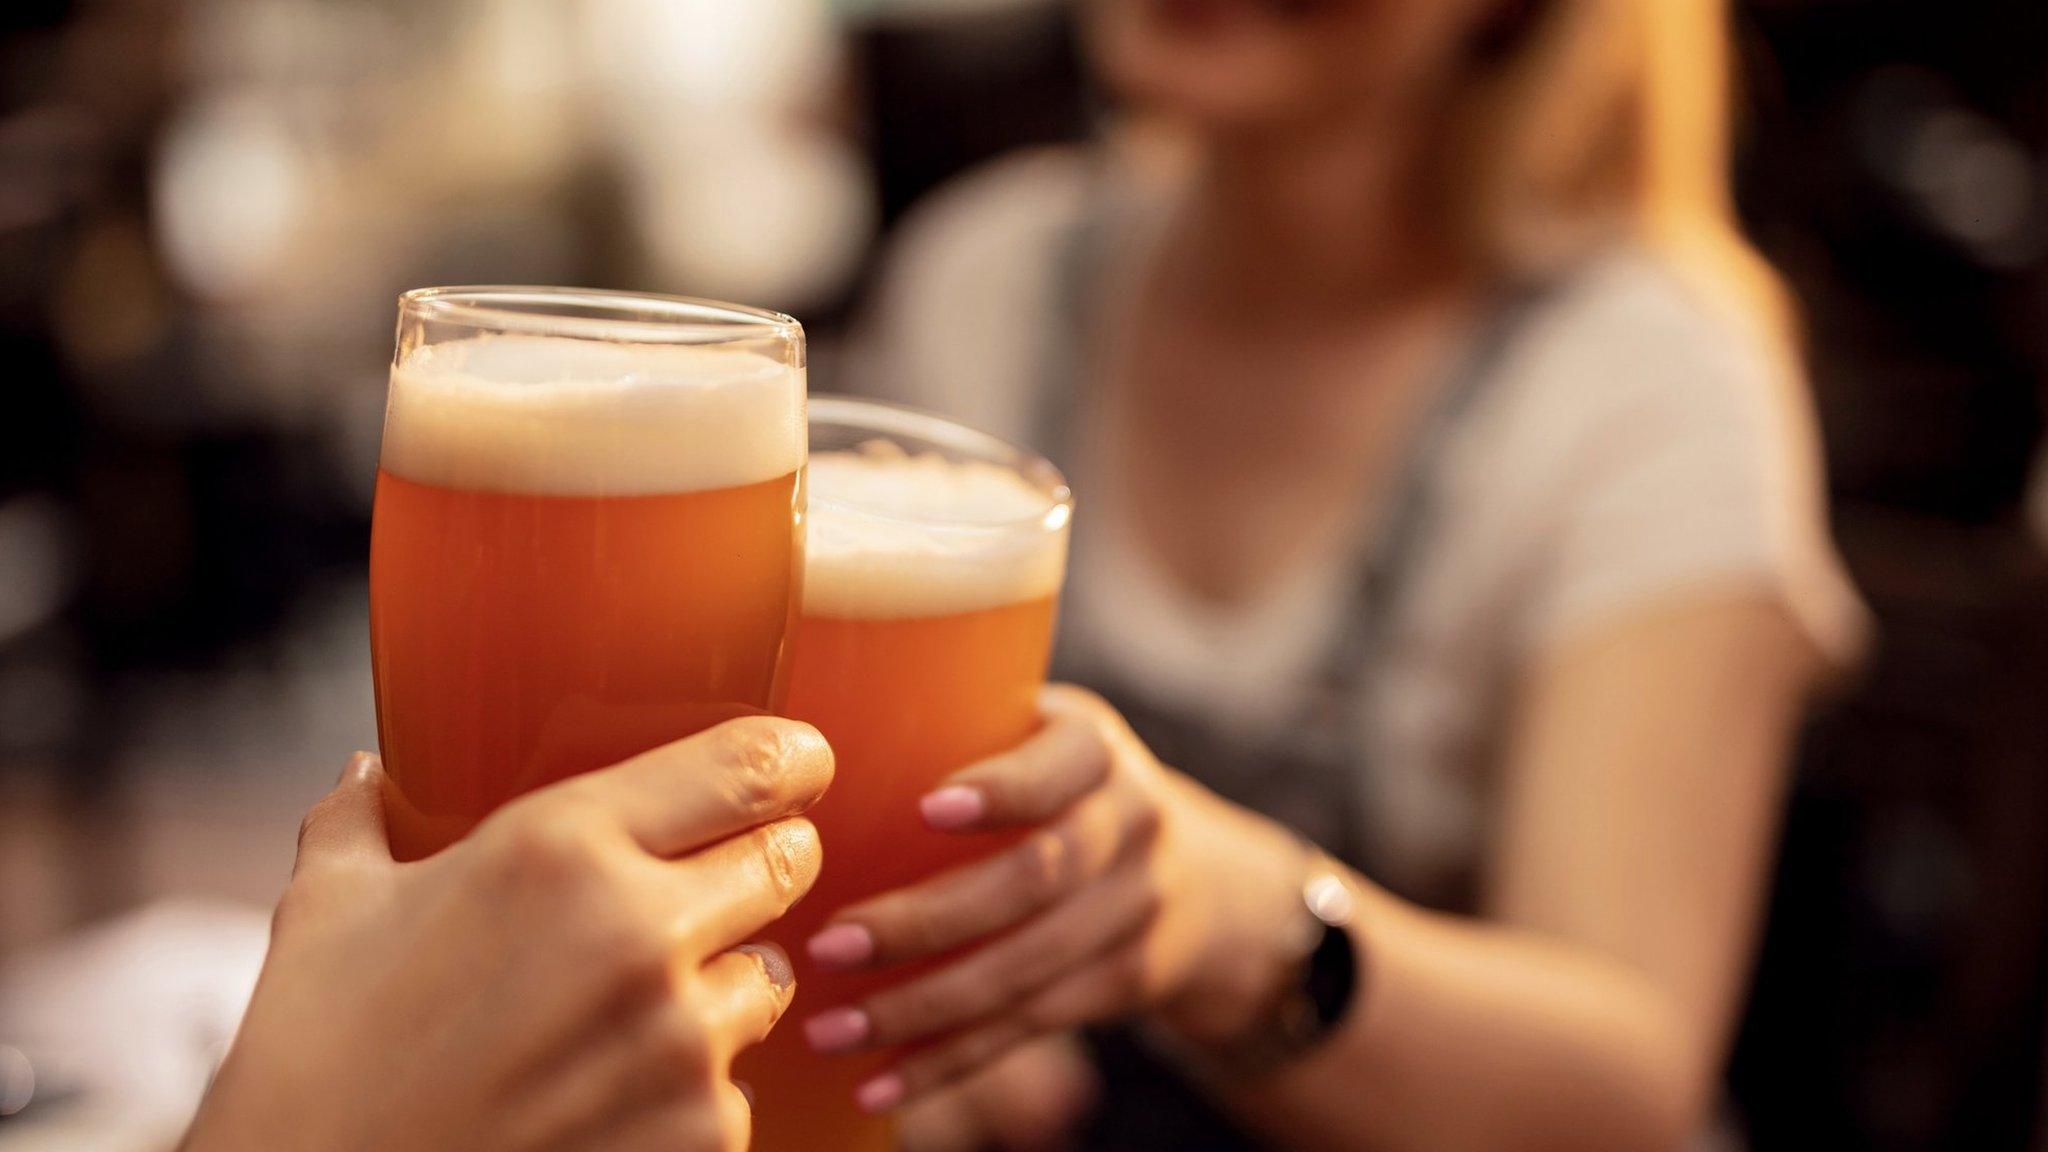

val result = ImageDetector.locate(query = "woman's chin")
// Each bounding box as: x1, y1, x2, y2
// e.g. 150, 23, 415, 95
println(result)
1088, 3, 1349, 130
1097, 51, 1322, 130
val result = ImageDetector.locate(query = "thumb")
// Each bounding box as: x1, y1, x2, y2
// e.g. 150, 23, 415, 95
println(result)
294, 751, 392, 874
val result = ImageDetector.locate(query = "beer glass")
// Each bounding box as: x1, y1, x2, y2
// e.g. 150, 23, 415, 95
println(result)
370, 287, 806, 860
741, 397, 1073, 1152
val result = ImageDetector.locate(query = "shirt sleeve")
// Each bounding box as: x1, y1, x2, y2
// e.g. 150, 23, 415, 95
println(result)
1513, 258, 1871, 667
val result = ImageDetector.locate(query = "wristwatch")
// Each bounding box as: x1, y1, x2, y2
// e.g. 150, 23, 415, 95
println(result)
1261, 864, 1365, 1063
1286, 868, 1364, 1046
1155, 855, 1366, 1078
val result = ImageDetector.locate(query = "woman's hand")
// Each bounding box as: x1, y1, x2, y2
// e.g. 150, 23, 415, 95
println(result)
797, 685, 1308, 1112
182, 717, 834, 1152
895, 1034, 1102, 1152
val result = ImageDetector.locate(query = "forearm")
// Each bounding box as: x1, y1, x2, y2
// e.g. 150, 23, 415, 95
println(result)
1196, 875, 1703, 1152
1129, 602, 1811, 1152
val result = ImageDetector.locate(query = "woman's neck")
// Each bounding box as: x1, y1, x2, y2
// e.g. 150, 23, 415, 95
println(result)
1179, 112, 1461, 307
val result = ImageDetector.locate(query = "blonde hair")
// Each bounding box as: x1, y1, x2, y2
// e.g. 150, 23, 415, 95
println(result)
1452, 0, 1797, 348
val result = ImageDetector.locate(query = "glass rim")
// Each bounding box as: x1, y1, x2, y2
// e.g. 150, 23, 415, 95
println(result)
808, 394, 1073, 534
398, 285, 802, 345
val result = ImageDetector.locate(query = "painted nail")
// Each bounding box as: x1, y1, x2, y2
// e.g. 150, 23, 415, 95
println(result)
807, 923, 875, 969
804, 1007, 871, 1054
919, 786, 986, 831
855, 1073, 906, 1113
736, 943, 795, 991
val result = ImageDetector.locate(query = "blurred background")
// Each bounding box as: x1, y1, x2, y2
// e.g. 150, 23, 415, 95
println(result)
0, 0, 2044, 1148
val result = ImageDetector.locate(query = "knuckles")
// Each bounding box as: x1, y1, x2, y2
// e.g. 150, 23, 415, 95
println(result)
875, 897, 944, 960
889, 970, 998, 1034
748, 818, 822, 909
707, 718, 833, 819
483, 803, 615, 892
1014, 822, 1085, 906
1064, 724, 1116, 794
473, 803, 687, 995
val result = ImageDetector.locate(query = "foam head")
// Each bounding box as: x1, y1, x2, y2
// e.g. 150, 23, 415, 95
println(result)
381, 333, 805, 496
803, 444, 1070, 619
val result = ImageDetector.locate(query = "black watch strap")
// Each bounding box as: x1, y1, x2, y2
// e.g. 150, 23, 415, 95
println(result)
1289, 872, 1364, 1044
1149, 862, 1367, 1079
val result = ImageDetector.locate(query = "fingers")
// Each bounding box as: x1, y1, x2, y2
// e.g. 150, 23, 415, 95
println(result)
293, 751, 392, 874
808, 857, 1159, 1055
664, 817, 824, 952
920, 710, 1111, 832
551, 996, 761, 1152
578, 1093, 747, 1152
894, 1037, 1100, 1152
812, 785, 1157, 971
545, 717, 834, 859
716, 1080, 753, 1152
864, 945, 1144, 1112
697, 944, 798, 1058
894, 1087, 990, 1152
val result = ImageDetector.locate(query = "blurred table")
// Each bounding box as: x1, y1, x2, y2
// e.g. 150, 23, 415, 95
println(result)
0, 901, 268, 1152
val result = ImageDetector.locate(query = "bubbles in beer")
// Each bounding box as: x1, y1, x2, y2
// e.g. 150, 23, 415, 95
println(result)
804, 443, 1069, 619
382, 333, 805, 496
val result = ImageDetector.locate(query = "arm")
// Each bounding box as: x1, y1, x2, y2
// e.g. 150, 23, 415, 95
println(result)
792, 595, 1818, 1152
1212, 592, 1820, 1151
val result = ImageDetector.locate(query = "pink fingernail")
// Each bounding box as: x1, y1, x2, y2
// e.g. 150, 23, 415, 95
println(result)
855, 1073, 905, 1113
920, 786, 985, 831
807, 923, 875, 969
804, 1007, 871, 1054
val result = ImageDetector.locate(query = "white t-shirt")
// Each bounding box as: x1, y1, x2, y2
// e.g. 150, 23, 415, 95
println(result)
857, 148, 1870, 900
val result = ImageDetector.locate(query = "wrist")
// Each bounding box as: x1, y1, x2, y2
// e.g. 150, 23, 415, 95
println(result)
1155, 817, 1323, 1045
1155, 844, 1366, 1075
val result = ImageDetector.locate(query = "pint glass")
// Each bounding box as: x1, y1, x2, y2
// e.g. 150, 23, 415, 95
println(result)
369, 287, 806, 860
741, 397, 1073, 1152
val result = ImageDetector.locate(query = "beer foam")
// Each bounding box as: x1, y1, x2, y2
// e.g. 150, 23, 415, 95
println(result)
381, 334, 804, 495
804, 447, 1069, 619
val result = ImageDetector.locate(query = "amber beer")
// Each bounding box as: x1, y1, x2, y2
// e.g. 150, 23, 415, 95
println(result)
741, 399, 1072, 1152
369, 288, 805, 860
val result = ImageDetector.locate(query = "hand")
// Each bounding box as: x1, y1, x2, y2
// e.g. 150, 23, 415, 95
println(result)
895, 1033, 1101, 1152
797, 686, 1309, 1112
182, 717, 834, 1152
